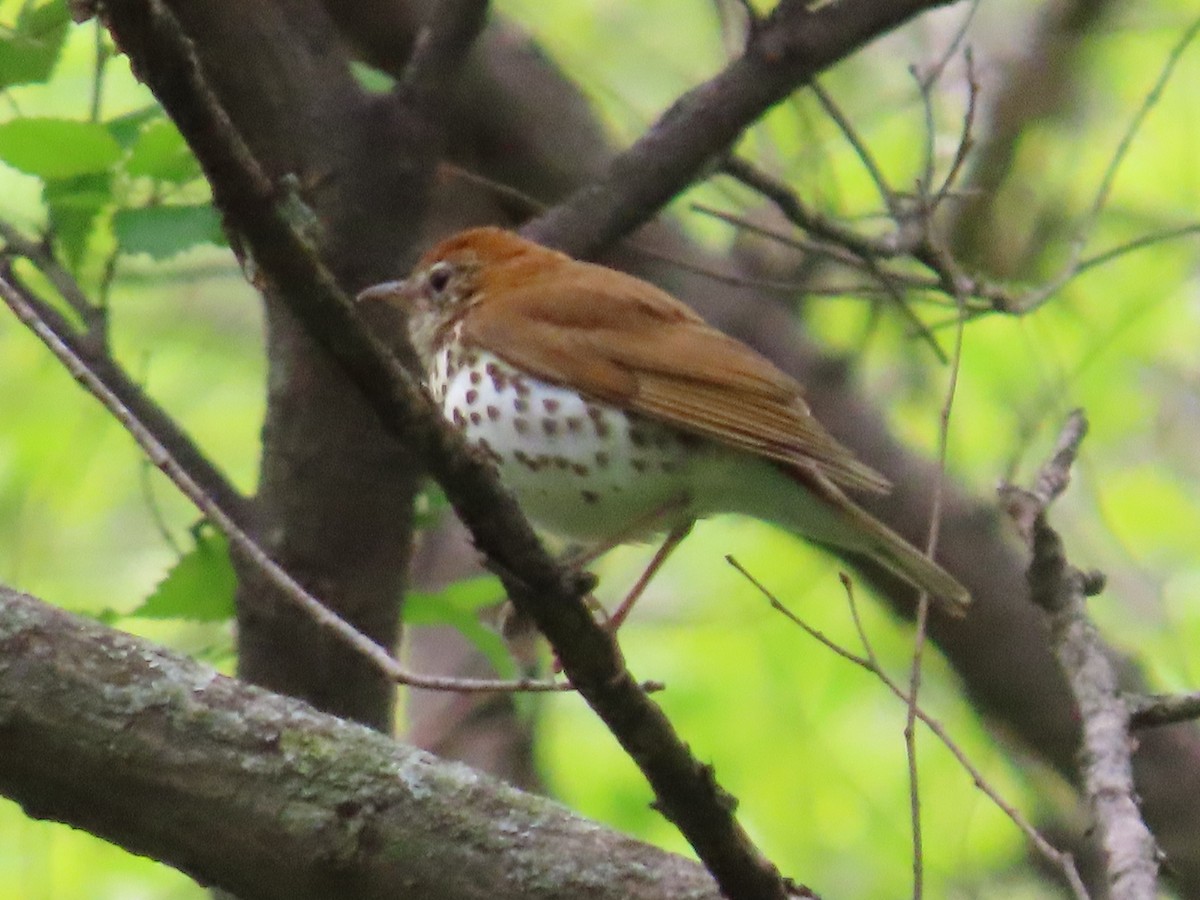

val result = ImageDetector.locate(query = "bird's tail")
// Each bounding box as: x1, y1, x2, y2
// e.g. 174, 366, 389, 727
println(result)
839, 501, 970, 617
740, 460, 971, 617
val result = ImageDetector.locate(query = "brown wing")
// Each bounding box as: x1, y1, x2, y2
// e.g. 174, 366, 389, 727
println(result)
464, 257, 890, 493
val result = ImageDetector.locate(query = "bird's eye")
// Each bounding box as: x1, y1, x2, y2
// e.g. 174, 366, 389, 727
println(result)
426, 262, 453, 295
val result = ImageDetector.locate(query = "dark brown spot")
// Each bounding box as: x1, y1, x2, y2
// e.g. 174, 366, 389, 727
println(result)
581, 489, 600, 505
469, 370, 482, 386
476, 437, 503, 465
463, 352, 479, 369
543, 398, 560, 414
566, 416, 583, 433
543, 418, 558, 436
469, 412, 482, 426
513, 376, 531, 397
465, 389, 479, 406
595, 451, 610, 468
571, 462, 589, 476
452, 408, 466, 428
632, 459, 648, 473
630, 428, 648, 448
535, 454, 552, 469
514, 450, 537, 471
554, 457, 569, 470
514, 398, 529, 414
514, 417, 529, 435
486, 405, 501, 422
486, 362, 508, 392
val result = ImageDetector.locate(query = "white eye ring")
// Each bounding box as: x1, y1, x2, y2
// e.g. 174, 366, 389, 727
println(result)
426, 261, 453, 294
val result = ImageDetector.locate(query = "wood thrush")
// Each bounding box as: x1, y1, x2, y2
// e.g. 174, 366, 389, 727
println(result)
358, 227, 969, 617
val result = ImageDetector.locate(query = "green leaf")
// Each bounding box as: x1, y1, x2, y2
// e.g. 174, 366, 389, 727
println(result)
106, 105, 163, 149
113, 204, 224, 259
132, 530, 236, 621
0, 118, 122, 178
349, 61, 395, 95
414, 481, 450, 529
43, 172, 112, 268
0, 2, 71, 89
405, 576, 516, 677
124, 119, 201, 183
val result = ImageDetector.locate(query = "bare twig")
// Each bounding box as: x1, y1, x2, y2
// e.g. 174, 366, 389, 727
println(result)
1000, 411, 1160, 899
903, 259, 967, 900
1129, 690, 1200, 730
810, 80, 898, 217
930, 47, 978, 212
1072, 16, 1200, 262
1014, 15, 1200, 316
0, 220, 107, 347
726, 557, 1090, 900
0, 238, 248, 522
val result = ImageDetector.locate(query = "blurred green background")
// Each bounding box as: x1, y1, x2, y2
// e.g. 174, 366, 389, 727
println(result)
2, 1, 1199, 897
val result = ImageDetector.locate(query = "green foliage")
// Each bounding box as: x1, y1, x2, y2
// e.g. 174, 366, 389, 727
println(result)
0, 116, 120, 177
124, 118, 204, 183
0, 0, 69, 88
43, 171, 111, 266
404, 575, 516, 678
126, 526, 236, 622
112, 204, 223, 261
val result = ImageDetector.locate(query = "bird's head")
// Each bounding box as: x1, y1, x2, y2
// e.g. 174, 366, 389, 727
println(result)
356, 227, 556, 367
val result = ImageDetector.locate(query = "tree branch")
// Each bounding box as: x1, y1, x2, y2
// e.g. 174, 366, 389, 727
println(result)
0, 585, 722, 900
99, 2, 792, 897
523, 0, 958, 257
1001, 411, 1160, 899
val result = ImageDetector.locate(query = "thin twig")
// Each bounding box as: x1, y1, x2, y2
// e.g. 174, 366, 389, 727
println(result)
0, 220, 107, 346
903, 246, 967, 900
1129, 690, 1200, 730
0, 270, 572, 696
705, 171, 949, 359
727, 557, 1090, 900
911, 62, 937, 209
931, 47, 978, 212
810, 80, 898, 218
1015, 15, 1200, 315
1074, 15, 1200, 261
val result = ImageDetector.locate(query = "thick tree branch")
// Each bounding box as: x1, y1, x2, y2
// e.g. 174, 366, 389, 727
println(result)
0, 586, 723, 900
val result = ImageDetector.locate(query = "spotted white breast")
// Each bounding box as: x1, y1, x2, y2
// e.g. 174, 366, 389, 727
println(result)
430, 340, 715, 543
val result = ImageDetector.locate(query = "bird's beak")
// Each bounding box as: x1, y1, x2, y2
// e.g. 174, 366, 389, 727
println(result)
355, 279, 410, 307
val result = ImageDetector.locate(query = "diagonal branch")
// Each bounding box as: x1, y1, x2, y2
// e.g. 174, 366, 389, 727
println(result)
98, 2, 792, 897
1001, 411, 1160, 899
524, 0, 958, 257
0, 247, 248, 524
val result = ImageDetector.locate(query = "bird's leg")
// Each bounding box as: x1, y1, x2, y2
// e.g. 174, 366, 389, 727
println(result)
605, 521, 694, 631
558, 494, 693, 572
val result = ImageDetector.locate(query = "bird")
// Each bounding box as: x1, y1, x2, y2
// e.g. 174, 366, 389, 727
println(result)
357, 226, 969, 620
